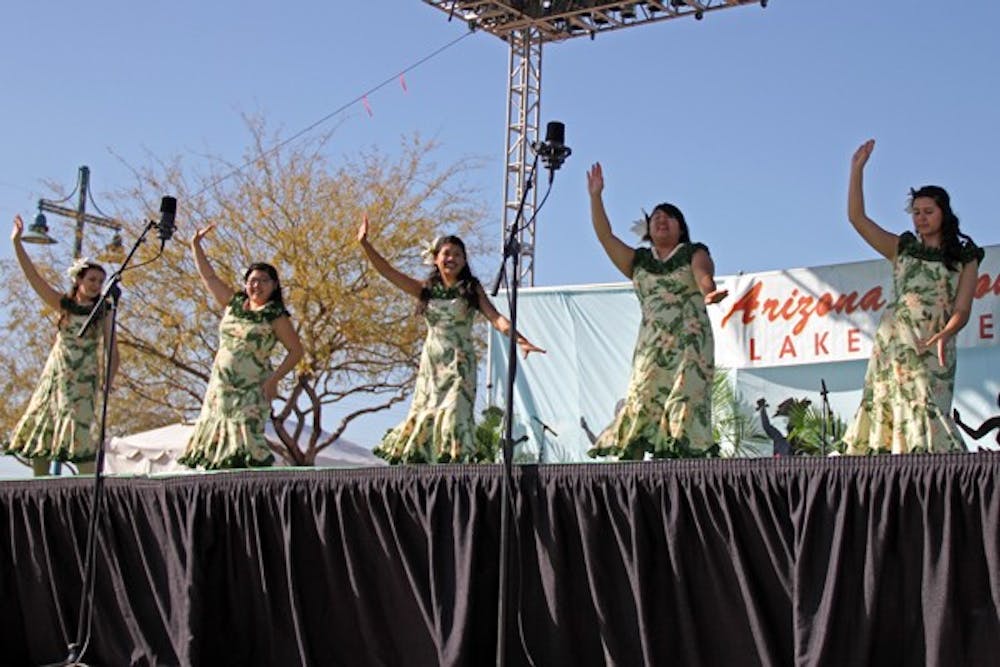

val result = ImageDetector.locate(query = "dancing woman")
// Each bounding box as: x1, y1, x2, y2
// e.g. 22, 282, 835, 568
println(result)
358, 215, 544, 463
586, 163, 727, 460
6, 214, 118, 476
179, 225, 303, 469
842, 139, 983, 454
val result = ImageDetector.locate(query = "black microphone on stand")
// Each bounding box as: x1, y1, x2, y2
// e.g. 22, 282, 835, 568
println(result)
56, 192, 183, 667
820, 379, 830, 455
531, 415, 559, 437
157, 196, 177, 241
532, 121, 572, 182
491, 122, 566, 296
493, 120, 571, 666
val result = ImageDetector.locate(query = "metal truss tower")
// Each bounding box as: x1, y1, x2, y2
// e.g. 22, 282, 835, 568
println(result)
502, 28, 542, 284
423, 0, 766, 285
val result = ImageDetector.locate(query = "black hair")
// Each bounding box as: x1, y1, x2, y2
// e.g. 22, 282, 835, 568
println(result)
908, 185, 972, 271
418, 235, 481, 313
60, 262, 107, 329
644, 203, 691, 245
242, 262, 285, 306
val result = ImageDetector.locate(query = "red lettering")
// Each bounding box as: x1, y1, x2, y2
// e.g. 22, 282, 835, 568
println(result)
779, 289, 800, 319
848, 328, 861, 353
791, 295, 815, 335
834, 293, 860, 314
981, 314, 994, 340
722, 279, 891, 335
975, 272, 1000, 299
749, 337, 762, 361
858, 286, 886, 311
814, 331, 829, 355
762, 298, 782, 322
721, 282, 763, 328
779, 336, 797, 358
975, 275, 989, 298
815, 294, 833, 316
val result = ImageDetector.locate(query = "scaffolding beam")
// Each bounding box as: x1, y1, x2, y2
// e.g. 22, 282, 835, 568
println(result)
423, 1, 764, 44
501, 28, 542, 285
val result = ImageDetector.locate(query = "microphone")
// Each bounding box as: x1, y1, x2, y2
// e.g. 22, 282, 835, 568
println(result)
531, 121, 572, 174
531, 415, 559, 437
157, 196, 177, 241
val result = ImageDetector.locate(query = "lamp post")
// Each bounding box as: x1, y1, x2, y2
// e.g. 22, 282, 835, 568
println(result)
23, 166, 123, 475
24, 165, 124, 261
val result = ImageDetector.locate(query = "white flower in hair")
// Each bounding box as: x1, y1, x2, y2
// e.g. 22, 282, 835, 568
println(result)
420, 237, 441, 266
629, 209, 650, 241
66, 256, 95, 279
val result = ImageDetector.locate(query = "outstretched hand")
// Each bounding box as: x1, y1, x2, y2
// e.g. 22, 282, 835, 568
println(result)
920, 330, 951, 367
357, 213, 370, 244
11, 214, 23, 243
586, 163, 604, 197
192, 224, 215, 246
518, 339, 546, 359
704, 288, 729, 305
851, 139, 875, 172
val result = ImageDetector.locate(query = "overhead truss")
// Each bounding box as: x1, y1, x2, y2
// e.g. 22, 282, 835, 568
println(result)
424, 1, 765, 44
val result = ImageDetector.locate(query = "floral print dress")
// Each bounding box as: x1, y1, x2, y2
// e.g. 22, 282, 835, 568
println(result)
844, 232, 983, 454
374, 287, 478, 463
590, 244, 717, 460
5, 297, 107, 463
179, 293, 287, 469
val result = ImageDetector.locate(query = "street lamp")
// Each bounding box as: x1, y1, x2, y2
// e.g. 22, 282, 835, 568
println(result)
100, 232, 125, 264
22, 166, 125, 262
21, 211, 58, 245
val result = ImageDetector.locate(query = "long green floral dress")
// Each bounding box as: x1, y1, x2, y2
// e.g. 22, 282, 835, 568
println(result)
179, 293, 287, 469
844, 232, 983, 454
589, 244, 718, 460
6, 297, 107, 463
374, 286, 478, 463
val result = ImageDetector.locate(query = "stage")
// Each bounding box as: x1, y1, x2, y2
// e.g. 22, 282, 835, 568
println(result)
2, 454, 999, 666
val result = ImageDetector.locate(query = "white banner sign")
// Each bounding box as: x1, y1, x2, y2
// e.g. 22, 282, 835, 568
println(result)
709, 245, 1000, 369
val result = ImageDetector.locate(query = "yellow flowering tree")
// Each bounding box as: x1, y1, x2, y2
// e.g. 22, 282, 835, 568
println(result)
1, 118, 489, 465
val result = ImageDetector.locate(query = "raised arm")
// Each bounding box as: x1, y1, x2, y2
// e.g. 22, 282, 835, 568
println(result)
261, 315, 304, 401
11, 215, 63, 310
690, 247, 728, 305
190, 224, 235, 309
922, 258, 980, 366
587, 163, 635, 278
357, 213, 423, 298
475, 283, 546, 359
848, 139, 898, 260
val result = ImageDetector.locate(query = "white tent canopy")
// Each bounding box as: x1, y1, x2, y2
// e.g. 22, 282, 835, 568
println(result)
106, 421, 384, 474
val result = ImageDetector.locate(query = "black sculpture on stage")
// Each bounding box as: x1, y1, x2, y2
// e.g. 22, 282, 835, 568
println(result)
954, 394, 1000, 448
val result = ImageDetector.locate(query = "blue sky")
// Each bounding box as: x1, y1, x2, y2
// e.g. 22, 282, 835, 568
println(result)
2, 2, 999, 473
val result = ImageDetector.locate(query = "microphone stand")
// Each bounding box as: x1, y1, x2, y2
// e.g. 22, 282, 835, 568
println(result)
49, 220, 161, 667
530, 416, 558, 464
492, 152, 541, 666
819, 379, 830, 456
